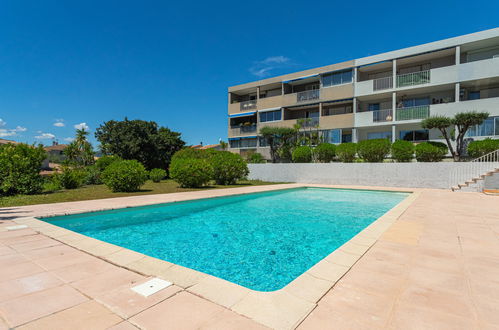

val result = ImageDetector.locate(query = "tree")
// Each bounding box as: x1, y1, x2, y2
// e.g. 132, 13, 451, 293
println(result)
95, 118, 185, 170
421, 111, 489, 161
259, 126, 297, 163
64, 129, 95, 166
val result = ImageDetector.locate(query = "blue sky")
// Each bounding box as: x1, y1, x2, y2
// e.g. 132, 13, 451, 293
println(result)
0, 0, 498, 147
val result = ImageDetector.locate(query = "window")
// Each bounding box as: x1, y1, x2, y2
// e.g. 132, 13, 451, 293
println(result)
367, 131, 392, 140
322, 129, 342, 144
468, 91, 480, 100
368, 103, 380, 111
259, 110, 282, 122
399, 130, 429, 142
342, 134, 352, 143
402, 97, 430, 108
322, 70, 353, 87
466, 117, 499, 137
229, 138, 258, 149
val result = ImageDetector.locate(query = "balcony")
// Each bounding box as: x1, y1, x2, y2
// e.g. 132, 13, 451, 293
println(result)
297, 117, 320, 128
229, 125, 257, 136
296, 90, 320, 103
373, 109, 393, 122
240, 100, 257, 111
373, 76, 393, 91
396, 105, 430, 121
396, 70, 430, 88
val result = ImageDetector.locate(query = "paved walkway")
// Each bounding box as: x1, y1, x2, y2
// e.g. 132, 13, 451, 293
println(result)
0, 187, 498, 329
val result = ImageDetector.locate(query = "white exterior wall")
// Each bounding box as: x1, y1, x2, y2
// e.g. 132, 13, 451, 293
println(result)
248, 163, 472, 189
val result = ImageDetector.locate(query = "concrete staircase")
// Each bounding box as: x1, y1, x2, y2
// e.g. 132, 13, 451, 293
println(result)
450, 149, 499, 192
451, 168, 499, 192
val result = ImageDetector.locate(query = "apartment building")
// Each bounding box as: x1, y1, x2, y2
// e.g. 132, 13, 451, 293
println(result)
227, 28, 499, 159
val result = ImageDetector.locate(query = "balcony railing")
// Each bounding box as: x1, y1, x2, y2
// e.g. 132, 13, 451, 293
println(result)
372, 109, 393, 122
373, 76, 393, 91
297, 90, 320, 103
240, 100, 257, 111
396, 105, 430, 121
297, 118, 320, 128
396, 70, 430, 88
230, 125, 257, 136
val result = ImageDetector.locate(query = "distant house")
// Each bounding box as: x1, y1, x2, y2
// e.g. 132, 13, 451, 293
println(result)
44, 141, 68, 156
0, 138, 19, 145
190, 143, 224, 151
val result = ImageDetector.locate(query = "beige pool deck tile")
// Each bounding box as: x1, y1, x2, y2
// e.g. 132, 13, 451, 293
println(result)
0, 271, 63, 302
283, 272, 334, 303
8, 237, 62, 252
1, 261, 45, 282
0, 252, 30, 267
71, 267, 145, 298
104, 248, 145, 267
95, 279, 182, 318
16, 300, 123, 330
51, 258, 118, 283
107, 321, 140, 330
188, 274, 250, 308
129, 291, 226, 330
232, 290, 315, 330
0, 245, 15, 256
156, 263, 208, 288
126, 255, 174, 276
324, 248, 362, 267
20, 243, 78, 260
201, 309, 270, 329
0, 285, 88, 327
32, 250, 96, 271
297, 304, 385, 330
307, 260, 350, 282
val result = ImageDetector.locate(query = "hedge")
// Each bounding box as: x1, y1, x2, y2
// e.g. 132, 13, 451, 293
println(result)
467, 138, 499, 158
391, 140, 414, 162
169, 158, 213, 188
415, 142, 448, 162
314, 143, 336, 163
292, 146, 313, 163
336, 143, 357, 162
357, 139, 391, 162
101, 159, 148, 192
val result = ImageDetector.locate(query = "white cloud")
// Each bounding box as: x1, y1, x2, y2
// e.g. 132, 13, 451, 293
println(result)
249, 56, 292, 77
63, 137, 74, 142
0, 119, 27, 137
35, 133, 56, 140
74, 122, 89, 131
53, 119, 65, 127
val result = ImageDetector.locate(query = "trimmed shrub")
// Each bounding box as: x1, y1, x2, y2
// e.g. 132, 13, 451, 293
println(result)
357, 139, 391, 162
55, 166, 87, 189
314, 143, 336, 163
101, 160, 148, 192
171, 148, 215, 161
391, 140, 414, 162
336, 143, 357, 163
211, 151, 249, 185
95, 155, 122, 172
415, 142, 448, 162
246, 152, 266, 164
169, 158, 213, 188
149, 168, 167, 182
467, 139, 499, 158
292, 146, 313, 163
85, 165, 102, 185
0, 143, 46, 196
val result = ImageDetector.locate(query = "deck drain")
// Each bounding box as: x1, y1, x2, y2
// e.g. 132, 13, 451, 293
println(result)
131, 278, 172, 297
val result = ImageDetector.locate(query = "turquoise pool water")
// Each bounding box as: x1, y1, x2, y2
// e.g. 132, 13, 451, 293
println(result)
43, 188, 409, 291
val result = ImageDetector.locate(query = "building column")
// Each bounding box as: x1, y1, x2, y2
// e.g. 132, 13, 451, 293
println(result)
352, 128, 358, 143
353, 67, 358, 83
392, 92, 397, 122
391, 125, 396, 143
392, 59, 397, 88
353, 97, 357, 113
256, 86, 260, 102
455, 45, 461, 65
319, 102, 323, 118
455, 82, 461, 103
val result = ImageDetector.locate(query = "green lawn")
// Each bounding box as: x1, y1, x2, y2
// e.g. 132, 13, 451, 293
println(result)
0, 180, 278, 207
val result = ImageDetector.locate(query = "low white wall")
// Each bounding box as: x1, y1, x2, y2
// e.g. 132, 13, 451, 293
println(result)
248, 163, 472, 189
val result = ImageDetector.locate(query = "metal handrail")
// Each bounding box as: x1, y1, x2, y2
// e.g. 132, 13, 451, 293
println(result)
450, 149, 499, 190
373, 76, 393, 91
297, 90, 320, 102
396, 70, 430, 88
396, 105, 430, 121
372, 109, 393, 122
240, 100, 257, 111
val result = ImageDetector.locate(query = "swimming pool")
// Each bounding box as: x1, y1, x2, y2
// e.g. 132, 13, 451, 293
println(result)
43, 187, 409, 291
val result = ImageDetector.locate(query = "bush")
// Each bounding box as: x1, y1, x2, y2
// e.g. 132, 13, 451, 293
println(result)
169, 158, 213, 188
415, 142, 448, 162
85, 165, 102, 185
0, 143, 46, 196
357, 139, 391, 162
43, 176, 62, 192
292, 146, 313, 163
314, 143, 336, 163
211, 152, 249, 185
171, 148, 215, 161
101, 160, 148, 192
391, 140, 414, 162
55, 166, 87, 189
467, 139, 499, 158
95, 155, 122, 172
336, 143, 357, 162
246, 152, 266, 164
149, 168, 167, 182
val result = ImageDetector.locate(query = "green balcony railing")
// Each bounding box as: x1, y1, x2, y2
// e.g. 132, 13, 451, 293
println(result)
396, 70, 430, 88
396, 105, 430, 121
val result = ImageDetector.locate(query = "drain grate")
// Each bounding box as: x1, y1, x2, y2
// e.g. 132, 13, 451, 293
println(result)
131, 278, 172, 297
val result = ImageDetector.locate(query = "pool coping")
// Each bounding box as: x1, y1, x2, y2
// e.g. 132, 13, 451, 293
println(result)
11, 184, 421, 330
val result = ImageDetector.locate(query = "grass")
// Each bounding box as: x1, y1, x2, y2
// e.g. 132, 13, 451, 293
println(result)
0, 179, 278, 207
